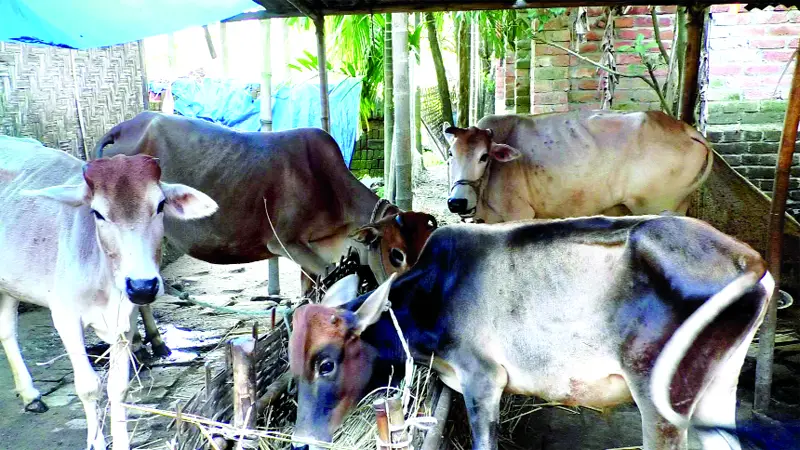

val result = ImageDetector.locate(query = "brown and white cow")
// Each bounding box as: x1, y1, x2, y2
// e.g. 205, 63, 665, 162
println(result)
94, 112, 406, 355
0, 136, 216, 449
445, 110, 714, 223
289, 215, 772, 450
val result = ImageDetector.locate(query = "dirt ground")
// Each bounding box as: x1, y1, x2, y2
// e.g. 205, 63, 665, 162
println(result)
2, 162, 800, 450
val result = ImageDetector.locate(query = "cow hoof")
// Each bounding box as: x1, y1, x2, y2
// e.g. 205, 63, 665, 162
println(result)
133, 347, 152, 364
25, 399, 48, 413
151, 342, 172, 358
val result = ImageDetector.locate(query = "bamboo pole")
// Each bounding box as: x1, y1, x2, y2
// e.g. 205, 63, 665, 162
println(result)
393, 12, 413, 211
374, 399, 390, 450
220, 22, 230, 77
678, 6, 707, 126
203, 25, 217, 59
259, 18, 281, 298
230, 337, 257, 430
420, 384, 453, 450
754, 51, 800, 413
313, 14, 331, 133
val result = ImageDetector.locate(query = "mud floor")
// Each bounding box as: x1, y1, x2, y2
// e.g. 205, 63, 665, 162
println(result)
1, 162, 800, 450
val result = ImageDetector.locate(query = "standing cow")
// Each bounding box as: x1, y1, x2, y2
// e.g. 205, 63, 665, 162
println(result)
95, 112, 420, 355
289, 216, 771, 450
445, 110, 713, 223
0, 136, 217, 449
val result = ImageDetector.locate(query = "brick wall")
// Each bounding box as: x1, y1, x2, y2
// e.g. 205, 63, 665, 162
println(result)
705, 5, 800, 213
349, 118, 385, 179
531, 6, 676, 114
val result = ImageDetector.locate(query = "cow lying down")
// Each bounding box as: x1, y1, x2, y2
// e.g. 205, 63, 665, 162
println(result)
289, 215, 772, 450
0, 136, 217, 450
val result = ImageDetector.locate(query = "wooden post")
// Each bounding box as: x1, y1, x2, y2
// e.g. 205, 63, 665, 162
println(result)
137, 40, 149, 112
374, 399, 391, 450
203, 25, 217, 59
313, 14, 331, 133
259, 18, 281, 298
386, 396, 410, 450
678, 6, 707, 126
230, 337, 257, 431
421, 384, 452, 450
384, 15, 394, 191
754, 50, 800, 413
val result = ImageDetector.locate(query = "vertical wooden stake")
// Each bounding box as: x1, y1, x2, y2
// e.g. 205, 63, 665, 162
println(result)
754, 50, 800, 413
313, 14, 331, 133
203, 25, 217, 59
373, 399, 390, 450
386, 395, 410, 450
230, 336, 257, 430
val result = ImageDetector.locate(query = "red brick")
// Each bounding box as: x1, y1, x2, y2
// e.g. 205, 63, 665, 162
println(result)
595, 20, 606, 29
577, 79, 599, 90
615, 17, 635, 28
750, 39, 787, 49
542, 18, 565, 31
627, 6, 650, 15
534, 80, 553, 92
569, 91, 599, 103
765, 12, 789, 24
620, 28, 654, 40
575, 103, 602, 111
533, 105, 553, 115
579, 42, 599, 53
714, 14, 750, 26
710, 64, 742, 76
768, 25, 800, 36
552, 79, 570, 91
764, 50, 797, 62
587, 7, 604, 17
653, 68, 668, 77
711, 5, 730, 13
535, 45, 568, 56
586, 30, 603, 41
656, 5, 677, 14
790, 12, 800, 23
744, 88, 776, 100
534, 92, 568, 105
634, 16, 653, 27
553, 104, 569, 113
617, 53, 641, 65
614, 40, 634, 50
745, 65, 782, 75
790, 38, 799, 48
571, 66, 597, 78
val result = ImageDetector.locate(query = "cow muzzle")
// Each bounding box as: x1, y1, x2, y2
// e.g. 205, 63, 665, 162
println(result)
125, 277, 160, 305
448, 179, 481, 217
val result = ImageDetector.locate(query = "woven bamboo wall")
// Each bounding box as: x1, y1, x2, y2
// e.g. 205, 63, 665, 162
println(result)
0, 41, 144, 159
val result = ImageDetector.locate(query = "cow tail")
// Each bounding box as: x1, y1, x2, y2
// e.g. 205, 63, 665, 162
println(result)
649, 269, 773, 429
93, 125, 119, 159
684, 132, 715, 197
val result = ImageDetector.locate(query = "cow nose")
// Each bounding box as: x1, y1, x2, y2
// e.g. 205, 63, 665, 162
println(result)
125, 277, 160, 305
448, 197, 468, 214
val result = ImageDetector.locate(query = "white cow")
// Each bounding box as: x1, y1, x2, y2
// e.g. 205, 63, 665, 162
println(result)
0, 136, 217, 449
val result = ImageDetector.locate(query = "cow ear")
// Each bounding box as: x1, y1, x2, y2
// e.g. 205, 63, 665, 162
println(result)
489, 143, 522, 162
160, 182, 218, 220
321, 274, 360, 308
353, 273, 397, 334
351, 226, 381, 246
443, 122, 457, 145
21, 183, 89, 207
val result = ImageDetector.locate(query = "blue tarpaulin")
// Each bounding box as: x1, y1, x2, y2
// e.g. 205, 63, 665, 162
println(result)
0, 0, 254, 49
273, 77, 363, 167
164, 77, 363, 166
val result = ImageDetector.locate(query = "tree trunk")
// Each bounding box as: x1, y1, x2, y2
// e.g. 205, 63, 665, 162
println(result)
666, 8, 688, 118
456, 15, 470, 128
393, 13, 412, 211
384, 14, 394, 197
426, 12, 454, 126
478, 32, 491, 120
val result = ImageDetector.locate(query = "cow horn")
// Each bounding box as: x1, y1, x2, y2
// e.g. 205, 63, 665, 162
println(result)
486, 128, 494, 139
429, 215, 438, 229
395, 214, 404, 228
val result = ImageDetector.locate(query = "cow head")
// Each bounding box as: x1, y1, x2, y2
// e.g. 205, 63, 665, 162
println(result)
350, 211, 437, 281
23, 155, 217, 305
444, 123, 521, 218
290, 274, 396, 449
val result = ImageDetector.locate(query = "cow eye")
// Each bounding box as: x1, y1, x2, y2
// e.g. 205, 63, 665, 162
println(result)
479, 154, 489, 163
157, 200, 166, 214
389, 248, 406, 268
318, 359, 336, 377
91, 210, 106, 221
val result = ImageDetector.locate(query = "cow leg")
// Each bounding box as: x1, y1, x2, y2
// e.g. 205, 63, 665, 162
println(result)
0, 294, 46, 412
626, 376, 688, 450
107, 332, 133, 450
457, 360, 508, 450
140, 305, 170, 357
51, 311, 107, 450
129, 312, 149, 363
